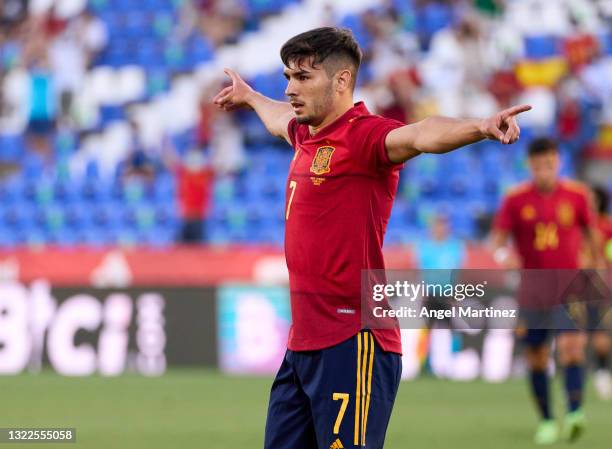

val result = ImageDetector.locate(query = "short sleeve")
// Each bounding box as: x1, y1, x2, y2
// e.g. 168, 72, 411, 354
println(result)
494, 195, 515, 232
350, 116, 405, 172
287, 118, 299, 148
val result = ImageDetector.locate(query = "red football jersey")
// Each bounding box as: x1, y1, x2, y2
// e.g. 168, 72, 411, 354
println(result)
494, 180, 595, 268
284, 102, 403, 353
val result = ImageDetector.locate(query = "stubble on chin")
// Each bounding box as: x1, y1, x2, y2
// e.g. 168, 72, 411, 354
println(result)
295, 115, 311, 125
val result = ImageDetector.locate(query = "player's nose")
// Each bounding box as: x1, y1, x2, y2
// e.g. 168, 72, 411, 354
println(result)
285, 79, 297, 98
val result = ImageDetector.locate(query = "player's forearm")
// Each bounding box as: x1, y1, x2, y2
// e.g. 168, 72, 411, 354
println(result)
246, 91, 294, 138
585, 228, 606, 268
490, 230, 508, 252
490, 230, 513, 266
413, 116, 485, 154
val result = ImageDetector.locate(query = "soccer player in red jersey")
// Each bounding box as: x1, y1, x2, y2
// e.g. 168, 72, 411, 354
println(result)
214, 27, 530, 449
492, 137, 603, 445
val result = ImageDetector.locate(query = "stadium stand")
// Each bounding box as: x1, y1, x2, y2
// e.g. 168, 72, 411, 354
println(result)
0, 0, 611, 247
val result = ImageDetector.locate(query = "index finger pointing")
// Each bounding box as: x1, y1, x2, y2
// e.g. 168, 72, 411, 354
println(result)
501, 104, 532, 118
224, 68, 239, 84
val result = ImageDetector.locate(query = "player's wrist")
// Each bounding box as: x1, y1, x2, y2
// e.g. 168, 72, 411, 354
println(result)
493, 247, 511, 265
477, 118, 489, 139
243, 89, 257, 106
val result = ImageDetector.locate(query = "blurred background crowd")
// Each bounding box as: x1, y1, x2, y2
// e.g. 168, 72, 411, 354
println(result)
0, 0, 611, 247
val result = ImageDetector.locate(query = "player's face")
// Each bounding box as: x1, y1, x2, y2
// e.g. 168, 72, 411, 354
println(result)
284, 58, 334, 126
431, 217, 449, 241
528, 151, 560, 190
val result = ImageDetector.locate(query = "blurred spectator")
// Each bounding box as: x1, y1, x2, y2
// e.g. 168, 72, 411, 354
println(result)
181, 0, 246, 48
578, 52, 612, 125
420, 13, 498, 117
415, 214, 466, 270
209, 111, 245, 175
0, 0, 28, 28
196, 90, 218, 148
556, 76, 582, 145
26, 53, 55, 157
121, 120, 159, 182
48, 8, 107, 124
73, 8, 108, 64
415, 214, 466, 332
165, 146, 215, 243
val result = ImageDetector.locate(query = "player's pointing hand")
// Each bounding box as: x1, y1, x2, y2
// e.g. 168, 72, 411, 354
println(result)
213, 68, 255, 111
480, 104, 532, 145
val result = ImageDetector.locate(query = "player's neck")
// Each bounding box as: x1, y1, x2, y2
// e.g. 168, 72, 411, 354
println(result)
533, 179, 559, 194
309, 98, 354, 136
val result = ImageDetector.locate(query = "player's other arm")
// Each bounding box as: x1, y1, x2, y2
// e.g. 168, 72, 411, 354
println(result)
213, 68, 294, 145
490, 229, 516, 268
583, 225, 606, 269
385, 104, 532, 164
490, 196, 520, 268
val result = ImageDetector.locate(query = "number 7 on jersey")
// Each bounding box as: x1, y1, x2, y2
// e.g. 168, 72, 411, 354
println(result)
286, 180, 297, 220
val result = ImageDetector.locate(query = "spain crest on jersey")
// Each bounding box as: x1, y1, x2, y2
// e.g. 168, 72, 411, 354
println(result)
557, 202, 575, 227
310, 146, 335, 175
521, 204, 536, 221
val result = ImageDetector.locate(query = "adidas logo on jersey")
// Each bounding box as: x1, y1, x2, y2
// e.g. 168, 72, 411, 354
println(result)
330, 438, 344, 449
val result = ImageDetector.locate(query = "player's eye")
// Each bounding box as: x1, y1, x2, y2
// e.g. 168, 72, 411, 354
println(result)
298, 75, 309, 81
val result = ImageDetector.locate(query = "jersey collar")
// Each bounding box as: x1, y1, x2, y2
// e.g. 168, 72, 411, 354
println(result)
307, 102, 369, 140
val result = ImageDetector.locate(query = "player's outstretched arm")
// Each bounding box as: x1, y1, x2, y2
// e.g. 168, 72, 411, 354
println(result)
385, 104, 532, 164
213, 68, 294, 145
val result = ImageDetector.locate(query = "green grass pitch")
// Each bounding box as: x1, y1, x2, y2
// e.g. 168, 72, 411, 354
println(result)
0, 370, 609, 449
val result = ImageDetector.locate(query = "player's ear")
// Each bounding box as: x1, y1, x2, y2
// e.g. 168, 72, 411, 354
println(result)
335, 69, 352, 93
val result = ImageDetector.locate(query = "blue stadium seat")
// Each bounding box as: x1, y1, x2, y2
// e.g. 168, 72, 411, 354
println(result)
142, 0, 174, 12
209, 226, 231, 245
100, 106, 127, 125
415, 1, 455, 49
139, 226, 175, 247
187, 35, 214, 63
98, 12, 124, 35
339, 14, 372, 50
46, 228, 78, 246
65, 201, 94, 229
251, 69, 286, 100
0, 135, 24, 162
136, 39, 163, 69
94, 200, 126, 228
109, 0, 141, 11
0, 176, 26, 205
54, 180, 82, 204
602, 33, 612, 55
0, 225, 17, 247
124, 12, 152, 38
3, 202, 37, 229
81, 225, 113, 247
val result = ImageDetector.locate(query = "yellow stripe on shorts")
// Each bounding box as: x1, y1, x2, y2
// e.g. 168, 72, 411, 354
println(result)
354, 332, 362, 446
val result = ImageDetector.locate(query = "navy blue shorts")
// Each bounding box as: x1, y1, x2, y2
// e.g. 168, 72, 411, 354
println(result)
264, 330, 402, 449
521, 329, 580, 347
518, 304, 586, 347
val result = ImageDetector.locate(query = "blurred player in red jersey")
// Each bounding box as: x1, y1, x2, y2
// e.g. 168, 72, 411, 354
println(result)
214, 27, 530, 449
492, 137, 604, 445
589, 185, 612, 400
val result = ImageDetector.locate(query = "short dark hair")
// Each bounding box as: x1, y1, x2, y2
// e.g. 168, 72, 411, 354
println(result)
592, 185, 610, 215
528, 137, 559, 157
280, 27, 362, 87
